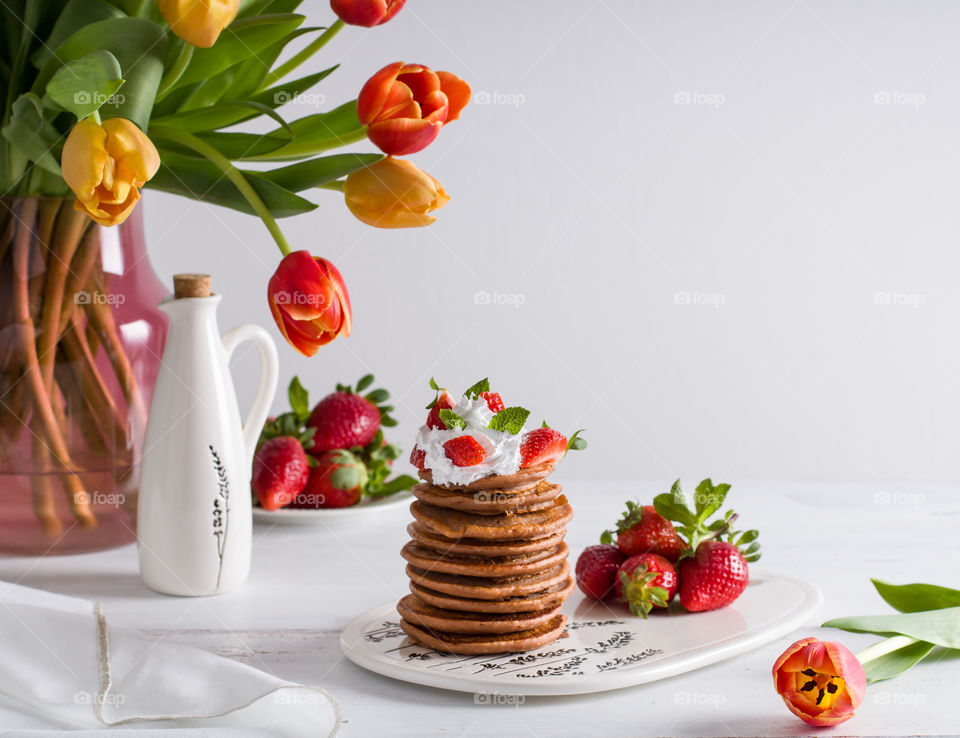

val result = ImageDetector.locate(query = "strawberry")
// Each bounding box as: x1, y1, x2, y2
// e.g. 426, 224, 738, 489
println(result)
481, 391, 504, 413
615, 553, 678, 618
306, 375, 396, 454
601, 502, 687, 562
678, 540, 749, 612
409, 445, 425, 470
426, 389, 455, 429
575, 544, 627, 601
519, 427, 567, 468
293, 449, 367, 508
252, 436, 310, 510
443, 436, 487, 466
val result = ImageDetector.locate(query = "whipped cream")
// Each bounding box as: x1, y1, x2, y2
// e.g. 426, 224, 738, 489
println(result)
414, 395, 524, 486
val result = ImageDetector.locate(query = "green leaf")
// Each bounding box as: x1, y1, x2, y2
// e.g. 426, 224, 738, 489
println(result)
146, 151, 317, 218
367, 474, 418, 497
44, 50, 124, 120
170, 14, 305, 90
355, 374, 374, 392
30, 0, 125, 70
567, 429, 587, 451
241, 101, 366, 161
872, 580, 960, 613
863, 639, 936, 684
823, 607, 960, 649
365, 388, 389, 404
258, 153, 383, 191
464, 378, 490, 399
1, 93, 62, 175
693, 478, 730, 519
488, 407, 530, 435
438, 409, 465, 430
288, 376, 309, 420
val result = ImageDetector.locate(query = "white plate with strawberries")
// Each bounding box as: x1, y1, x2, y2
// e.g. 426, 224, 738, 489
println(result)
253, 491, 413, 526
341, 572, 821, 696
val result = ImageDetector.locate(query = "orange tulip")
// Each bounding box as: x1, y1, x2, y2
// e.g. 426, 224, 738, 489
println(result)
61, 118, 160, 227
157, 0, 240, 48
357, 62, 470, 155
268, 251, 351, 357
773, 638, 867, 727
331, 0, 405, 27
343, 157, 448, 228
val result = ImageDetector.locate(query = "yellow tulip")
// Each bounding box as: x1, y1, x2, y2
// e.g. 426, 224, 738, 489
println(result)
157, 0, 240, 48
343, 157, 449, 229
61, 118, 161, 227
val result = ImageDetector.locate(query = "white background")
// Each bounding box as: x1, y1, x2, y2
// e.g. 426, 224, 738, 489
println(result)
146, 0, 960, 483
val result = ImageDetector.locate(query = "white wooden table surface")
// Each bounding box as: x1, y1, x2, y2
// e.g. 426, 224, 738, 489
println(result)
0, 480, 956, 737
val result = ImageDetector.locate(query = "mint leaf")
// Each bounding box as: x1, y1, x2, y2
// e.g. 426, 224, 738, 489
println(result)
464, 378, 490, 400
438, 409, 465, 430
488, 406, 530, 435
693, 478, 729, 519
288, 376, 310, 420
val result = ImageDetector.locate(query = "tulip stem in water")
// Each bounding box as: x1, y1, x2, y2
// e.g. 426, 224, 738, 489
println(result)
261, 19, 344, 89
855, 635, 918, 664
149, 124, 293, 256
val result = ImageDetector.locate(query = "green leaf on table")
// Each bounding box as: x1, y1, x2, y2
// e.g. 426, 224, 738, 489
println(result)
44, 50, 124, 120
862, 639, 937, 684
1, 93, 63, 175
488, 407, 530, 435
823, 606, 960, 649
872, 580, 960, 613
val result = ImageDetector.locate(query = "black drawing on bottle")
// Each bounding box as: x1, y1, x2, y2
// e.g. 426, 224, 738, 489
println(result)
209, 444, 230, 589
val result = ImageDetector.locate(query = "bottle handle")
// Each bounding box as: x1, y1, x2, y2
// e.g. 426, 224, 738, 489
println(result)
222, 324, 279, 464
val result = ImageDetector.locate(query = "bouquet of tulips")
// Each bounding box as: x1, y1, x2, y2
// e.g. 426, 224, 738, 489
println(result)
0, 0, 469, 535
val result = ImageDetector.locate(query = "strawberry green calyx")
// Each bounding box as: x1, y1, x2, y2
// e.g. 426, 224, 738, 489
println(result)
653, 479, 762, 563
335, 374, 397, 427
356, 428, 417, 497
600, 499, 643, 545
488, 406, 530, 434
258, 376, 317, 453
327, 449, 368, 490
463, 377, 490, 400
618, 565, 670, 618
426, 377, 446, 409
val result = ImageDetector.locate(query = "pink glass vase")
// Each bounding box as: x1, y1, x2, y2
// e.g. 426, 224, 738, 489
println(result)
0, 198, 167, 555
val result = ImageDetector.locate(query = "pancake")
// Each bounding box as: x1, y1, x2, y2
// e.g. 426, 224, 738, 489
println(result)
400, 614, 567, 655
410, 495, 573, 541
406, 562, 570, 600
410, 576, 575, 614
397, 595, 562, 635
407, 522, 565, 557
410, 480, 562, 514
401, 541, 569, 578
417, 462, 554, 491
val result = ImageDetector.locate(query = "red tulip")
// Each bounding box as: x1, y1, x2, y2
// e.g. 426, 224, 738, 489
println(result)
773, 638, 867, 727
267, 251, 351, 357
330, 0, 405, 26
357, 62, 470, 155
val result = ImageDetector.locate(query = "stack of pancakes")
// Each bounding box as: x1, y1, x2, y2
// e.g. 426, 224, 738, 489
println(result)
398, 462, 574, 654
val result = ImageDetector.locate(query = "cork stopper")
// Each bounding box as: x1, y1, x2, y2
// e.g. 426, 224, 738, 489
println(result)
173, 273, 211, 299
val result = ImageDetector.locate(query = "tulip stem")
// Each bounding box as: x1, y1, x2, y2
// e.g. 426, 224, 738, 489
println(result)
149, 124, 293, 256
855, 635, 918, 664
155, 43, 195, 103
261, 19, 344, 89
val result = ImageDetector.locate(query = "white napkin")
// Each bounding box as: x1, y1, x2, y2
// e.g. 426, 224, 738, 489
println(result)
0, 582, 340, 735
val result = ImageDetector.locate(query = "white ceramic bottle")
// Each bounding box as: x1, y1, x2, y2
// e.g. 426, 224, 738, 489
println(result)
138, 274, 278, 596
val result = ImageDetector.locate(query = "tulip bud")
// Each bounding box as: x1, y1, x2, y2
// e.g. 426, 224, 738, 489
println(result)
773, 638, 867, 727
157, 0, 240, 48
331, 0, 405, 27
61, 118, 160, 227
343, 157, 449, 229
267, 251, 352, 357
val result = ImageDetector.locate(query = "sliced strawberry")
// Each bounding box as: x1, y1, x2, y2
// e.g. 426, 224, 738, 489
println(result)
410, 445, 425, 470
426, 390, 455, 429
443, 435, 487, 466
519, 427, 567, 468
481, 391, 504, 413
